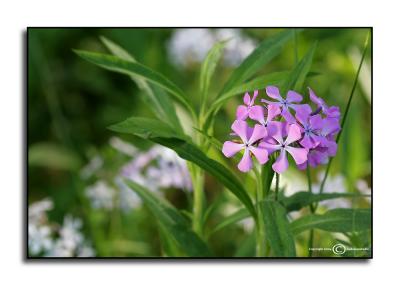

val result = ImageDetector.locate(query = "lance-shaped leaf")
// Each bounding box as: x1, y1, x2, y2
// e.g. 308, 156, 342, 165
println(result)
280, 191, 370, 213
124, 180, 212, 257
74, 49, 195, 115
200, 40, 226, 103
209, 208, 250, 236
261, 200, 296, 257
100, 36, 183, 132
290, 208, 371, 235
220, 29, 296, 95
109, 117, 256, 218
282, 42, 317, 93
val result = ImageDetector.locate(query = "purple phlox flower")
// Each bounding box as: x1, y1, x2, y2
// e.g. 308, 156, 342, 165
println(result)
261, 86, 304, 123
309, 87, 340, 118
297, 146, 330, 170
295, 104, 324, 149
222, 120, 269, 172
315, 117, 340, 156
236, 90, 259, 120
259, 123, 308, 174
248, 104, 281, 136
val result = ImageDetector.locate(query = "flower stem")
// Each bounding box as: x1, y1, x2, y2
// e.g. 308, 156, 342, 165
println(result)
255, 169, 267, 257
306, 163, 315, 256
275, 172, 280, 201
318, 30, 370, 197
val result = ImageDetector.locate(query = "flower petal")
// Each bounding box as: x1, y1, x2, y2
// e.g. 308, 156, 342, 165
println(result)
286, 90, 303, 103
272, 150, 289, 173
248, 105, 265, 124
249, 146, 269, 165
266, 86, 282, 100
271, 122, 284, 144
281, 107, 296, 123
300, 135, 314, 149
222, 141, 244, 157
248, 124, 268, 144
250, 90, 258, 105
322, 118, 341, 136
308, 87, 325, 107
285, 124, 302, 145
295, 107, 311, 127
266, 104, 281, 122
236, 105, 248, 120
309, 114, 324, 130
238, 149, 252, 172
259, 141, 280, 155
231, 120, 249, 143
286, 146, 308, 165
243, 92, 251, 105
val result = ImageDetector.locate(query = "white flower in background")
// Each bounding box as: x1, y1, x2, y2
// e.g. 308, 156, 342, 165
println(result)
215, 29, 257, 66
109, 136, 138, 157
80, 155, 103, 180
146, 146, 192, 191
312, 172, 350, 209
47, 215, 95, 257
167, 28, 257, 68
28, 224, 53, 255
28, 198, 95, 257
114, 176, 142, 211
29, 198, 53, 224
28, 198, 54, 255
355, 179, 371, 203
85, 180, 115, 210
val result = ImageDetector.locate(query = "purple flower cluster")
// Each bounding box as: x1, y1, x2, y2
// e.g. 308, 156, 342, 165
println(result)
222, 86, 341, 174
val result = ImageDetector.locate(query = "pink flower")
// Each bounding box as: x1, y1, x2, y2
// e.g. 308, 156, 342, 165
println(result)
222, 120, 269, 172
308, 87, 340, 118
261, 86, 304, 123
260, 123, 308, 174
248, 104, 281, 136
236, 90, 259, 120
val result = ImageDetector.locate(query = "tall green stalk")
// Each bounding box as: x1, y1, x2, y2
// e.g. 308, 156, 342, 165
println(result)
318, 30, 370, 196
255, 169, 267, 257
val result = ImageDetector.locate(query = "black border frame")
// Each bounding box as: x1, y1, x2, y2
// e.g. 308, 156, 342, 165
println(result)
25, 27, 373, 261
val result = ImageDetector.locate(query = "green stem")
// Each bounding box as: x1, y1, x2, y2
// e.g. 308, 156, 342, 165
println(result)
275, 172, 279, 201
317, 30, 370, 197
306, 163, 315, 256
255, 169, 267, 257
192, 167, 204, 236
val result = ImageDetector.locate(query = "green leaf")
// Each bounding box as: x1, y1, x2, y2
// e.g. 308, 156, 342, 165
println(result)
282, 42, 317, 93
261, 160, 274, 197
109, 117, 256, 218
261, 200, 296, 257
211, 71, 289, 111
209, 208, 250, 236
28, 143, 81, 171
200, 40, 226, 103
154, 137, 257, 219
280, 191, 370, 212
109, 116, 186, 140
193, 127, 223, 149
291, 208, 371, 235
220, 29, 297, 95
74, 49, 194, 115
100, 36, 183, 132
124, 179, 212, 257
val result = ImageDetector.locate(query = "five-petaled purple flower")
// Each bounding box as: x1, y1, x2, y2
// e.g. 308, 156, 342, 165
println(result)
236, 90, 259, 120
260, 123, 308, 173
222, 120, 268, 172
261, 86, 304, 123
222, 86, 341, 174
